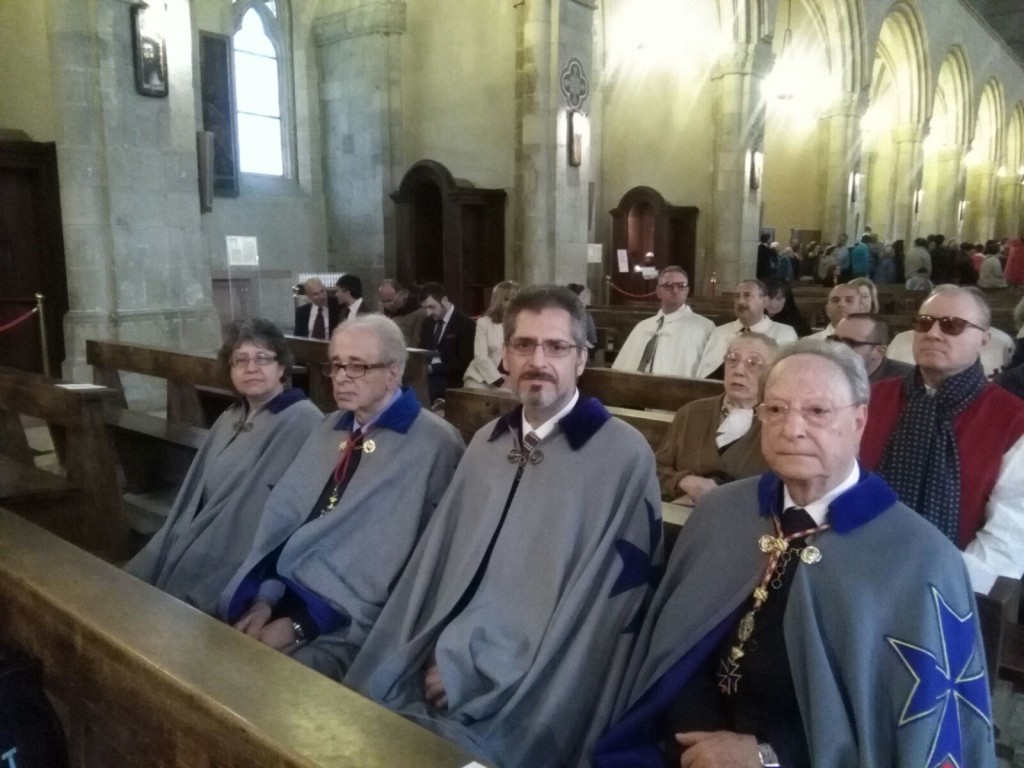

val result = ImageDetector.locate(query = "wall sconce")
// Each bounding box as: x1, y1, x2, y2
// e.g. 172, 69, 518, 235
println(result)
568, 110, 588, 167
1018, 165, 1024, 185
749, 150, 764, 190
913, 188, 924, 217
997, 165, 1008, 178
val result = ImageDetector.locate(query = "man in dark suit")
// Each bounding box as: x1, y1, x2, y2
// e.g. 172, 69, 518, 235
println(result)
334, 273, 370, 322
294, 278, 340, 339
418, 282, 475, 402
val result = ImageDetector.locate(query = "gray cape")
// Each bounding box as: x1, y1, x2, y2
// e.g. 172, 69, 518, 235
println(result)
596, 471, 995, 768
219, 392, 465, 677
345, 397, 663, 768
124, 390, 322, 615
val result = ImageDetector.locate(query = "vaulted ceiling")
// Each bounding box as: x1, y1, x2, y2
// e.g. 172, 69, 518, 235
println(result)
965, 0, 1024, 66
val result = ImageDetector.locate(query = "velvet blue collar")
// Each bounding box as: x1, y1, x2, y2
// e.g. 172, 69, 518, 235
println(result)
488, 396, 611, 450
756, 467, 897, 534
333, 387, 421, 434
259, 387, 306, 415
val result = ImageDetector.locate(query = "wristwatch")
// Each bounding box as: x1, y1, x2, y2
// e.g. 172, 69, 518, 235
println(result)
757, 742, 781, 768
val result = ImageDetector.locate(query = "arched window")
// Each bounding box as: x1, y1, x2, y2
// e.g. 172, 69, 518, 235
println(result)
232, 0, 293, 177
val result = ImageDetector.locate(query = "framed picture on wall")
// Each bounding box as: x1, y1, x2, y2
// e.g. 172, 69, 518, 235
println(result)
131, 3, 169, 98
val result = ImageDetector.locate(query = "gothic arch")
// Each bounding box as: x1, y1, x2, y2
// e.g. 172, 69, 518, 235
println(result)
872, 1, 930, 129
972, 78, 1005, 166
930, 46, 973, 149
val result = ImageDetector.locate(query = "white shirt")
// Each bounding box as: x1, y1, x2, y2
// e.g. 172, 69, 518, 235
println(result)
696, 316, 799, 379
348, 297, 364, 317
522, 389, 580, 439
782, 462, 859, 526
806, 324, 834, 341
612, 305, 715, 377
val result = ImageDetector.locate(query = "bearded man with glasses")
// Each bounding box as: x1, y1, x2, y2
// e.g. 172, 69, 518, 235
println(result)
597, 339, 992, 768
861, 284, 1024, 594
612, 266, 714, 376
347, 285, 662, 768
220, 314, 464, 676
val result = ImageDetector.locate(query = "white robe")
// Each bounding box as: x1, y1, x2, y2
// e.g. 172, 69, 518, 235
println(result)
612, 305, 715, 377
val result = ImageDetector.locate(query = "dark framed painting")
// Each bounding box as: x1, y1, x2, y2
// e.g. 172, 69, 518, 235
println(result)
131, 3, 169, 98
200, 32, 241, 197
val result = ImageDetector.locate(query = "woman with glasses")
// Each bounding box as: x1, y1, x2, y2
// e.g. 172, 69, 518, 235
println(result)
124, 318, 322, 615
655, 333, 778, 506
463, 280, 519, 389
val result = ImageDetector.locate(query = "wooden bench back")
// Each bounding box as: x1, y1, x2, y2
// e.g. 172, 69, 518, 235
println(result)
579, 367, 723, 411
0, 366, 127, 559
284, 336, 433, 411
0, 510, 489, 768
87, 340, 233, 427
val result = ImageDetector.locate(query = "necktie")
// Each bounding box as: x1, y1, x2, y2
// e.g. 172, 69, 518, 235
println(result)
781, 506, 817, 537
523, 430, 540, 452
432, 319, 445, 350
311, 307, 326, 339
638, 316, 664, 373
739, 325, 750, 335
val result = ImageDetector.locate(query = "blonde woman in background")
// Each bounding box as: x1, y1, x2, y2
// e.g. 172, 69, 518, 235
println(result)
848, 276, 879, 314
463, 280, 520, 389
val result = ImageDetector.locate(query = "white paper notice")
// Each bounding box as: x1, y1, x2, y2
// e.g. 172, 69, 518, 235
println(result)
616, 249, 629, 273
56, 383, 107, 390
226, 235, 259, 266
587, 243, 603, 264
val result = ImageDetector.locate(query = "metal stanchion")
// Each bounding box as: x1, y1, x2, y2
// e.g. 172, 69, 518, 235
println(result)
35, 293, 51, 378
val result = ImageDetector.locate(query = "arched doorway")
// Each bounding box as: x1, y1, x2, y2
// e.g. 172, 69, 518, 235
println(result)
608, 186, 698, 305
391, 160, 507, 316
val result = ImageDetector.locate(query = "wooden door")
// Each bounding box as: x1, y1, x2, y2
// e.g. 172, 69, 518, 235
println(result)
0, 141, 68, 375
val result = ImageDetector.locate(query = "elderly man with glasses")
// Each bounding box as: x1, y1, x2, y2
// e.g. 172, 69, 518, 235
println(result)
347, 285, 662, 768
219, 314, 464, 675
596, 338, 992, 768
861, 285, 1024, 593
613, 266, 714, 377
829, 312, 913, 383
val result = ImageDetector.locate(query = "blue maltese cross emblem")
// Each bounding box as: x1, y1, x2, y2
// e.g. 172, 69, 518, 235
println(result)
887, 586, 991, 768
610, 499, 663, 634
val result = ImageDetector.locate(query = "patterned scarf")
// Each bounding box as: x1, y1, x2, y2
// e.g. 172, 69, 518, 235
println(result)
877, 361, 988, 545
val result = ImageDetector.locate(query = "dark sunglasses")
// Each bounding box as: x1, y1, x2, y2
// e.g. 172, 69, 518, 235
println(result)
826, 334, 880, 349
910, 315, 988, 336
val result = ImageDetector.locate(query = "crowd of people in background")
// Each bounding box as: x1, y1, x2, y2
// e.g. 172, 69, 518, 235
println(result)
757, 229, 1024, 291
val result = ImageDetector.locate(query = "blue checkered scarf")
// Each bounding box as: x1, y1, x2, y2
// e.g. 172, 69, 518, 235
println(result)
877, 361, 988, 545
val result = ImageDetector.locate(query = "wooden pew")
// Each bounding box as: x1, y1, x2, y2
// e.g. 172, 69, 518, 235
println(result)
579, 367, 723, 412
0, 366, 128, 561
285, 335, 433, 410
87, 339, 234, 427
0, 510, 490, 768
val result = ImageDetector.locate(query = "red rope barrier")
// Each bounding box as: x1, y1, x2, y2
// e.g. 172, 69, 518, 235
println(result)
608, 281, 657, 299
0, 307, 38, 334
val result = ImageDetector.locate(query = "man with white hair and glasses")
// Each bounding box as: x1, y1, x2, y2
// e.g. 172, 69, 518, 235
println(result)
861, 285, 1024, 594
597, 339, 992, 768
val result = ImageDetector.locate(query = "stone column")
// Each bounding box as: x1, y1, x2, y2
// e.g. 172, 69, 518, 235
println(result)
513, 0, 595, 285
705, 41, 772, 289
818, 93, 863, 243
965, 162, 997, 241
932, 145, 965, 237
996, 175, 1021, 238
313, 0, 405, 282
890, 124, 924, 243
50, 0, 220, 383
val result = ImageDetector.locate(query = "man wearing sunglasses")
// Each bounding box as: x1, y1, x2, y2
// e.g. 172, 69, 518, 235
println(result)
613, 266, 714, 377
830, 313, 912, 383
861, 285, 1024, 593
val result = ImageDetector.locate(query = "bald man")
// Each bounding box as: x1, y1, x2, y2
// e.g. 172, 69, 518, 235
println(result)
294, 278, 341, 339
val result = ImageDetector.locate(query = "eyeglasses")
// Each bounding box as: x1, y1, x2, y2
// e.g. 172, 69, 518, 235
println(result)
910, 315, 988, 335
507, 338, 579, 357
321, 362, 390, 379
756, 402, 858, 427
657, 282, 689, 292
723, 352, 766, 368
826, 334, 880, 349
230, 353, 279, 369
